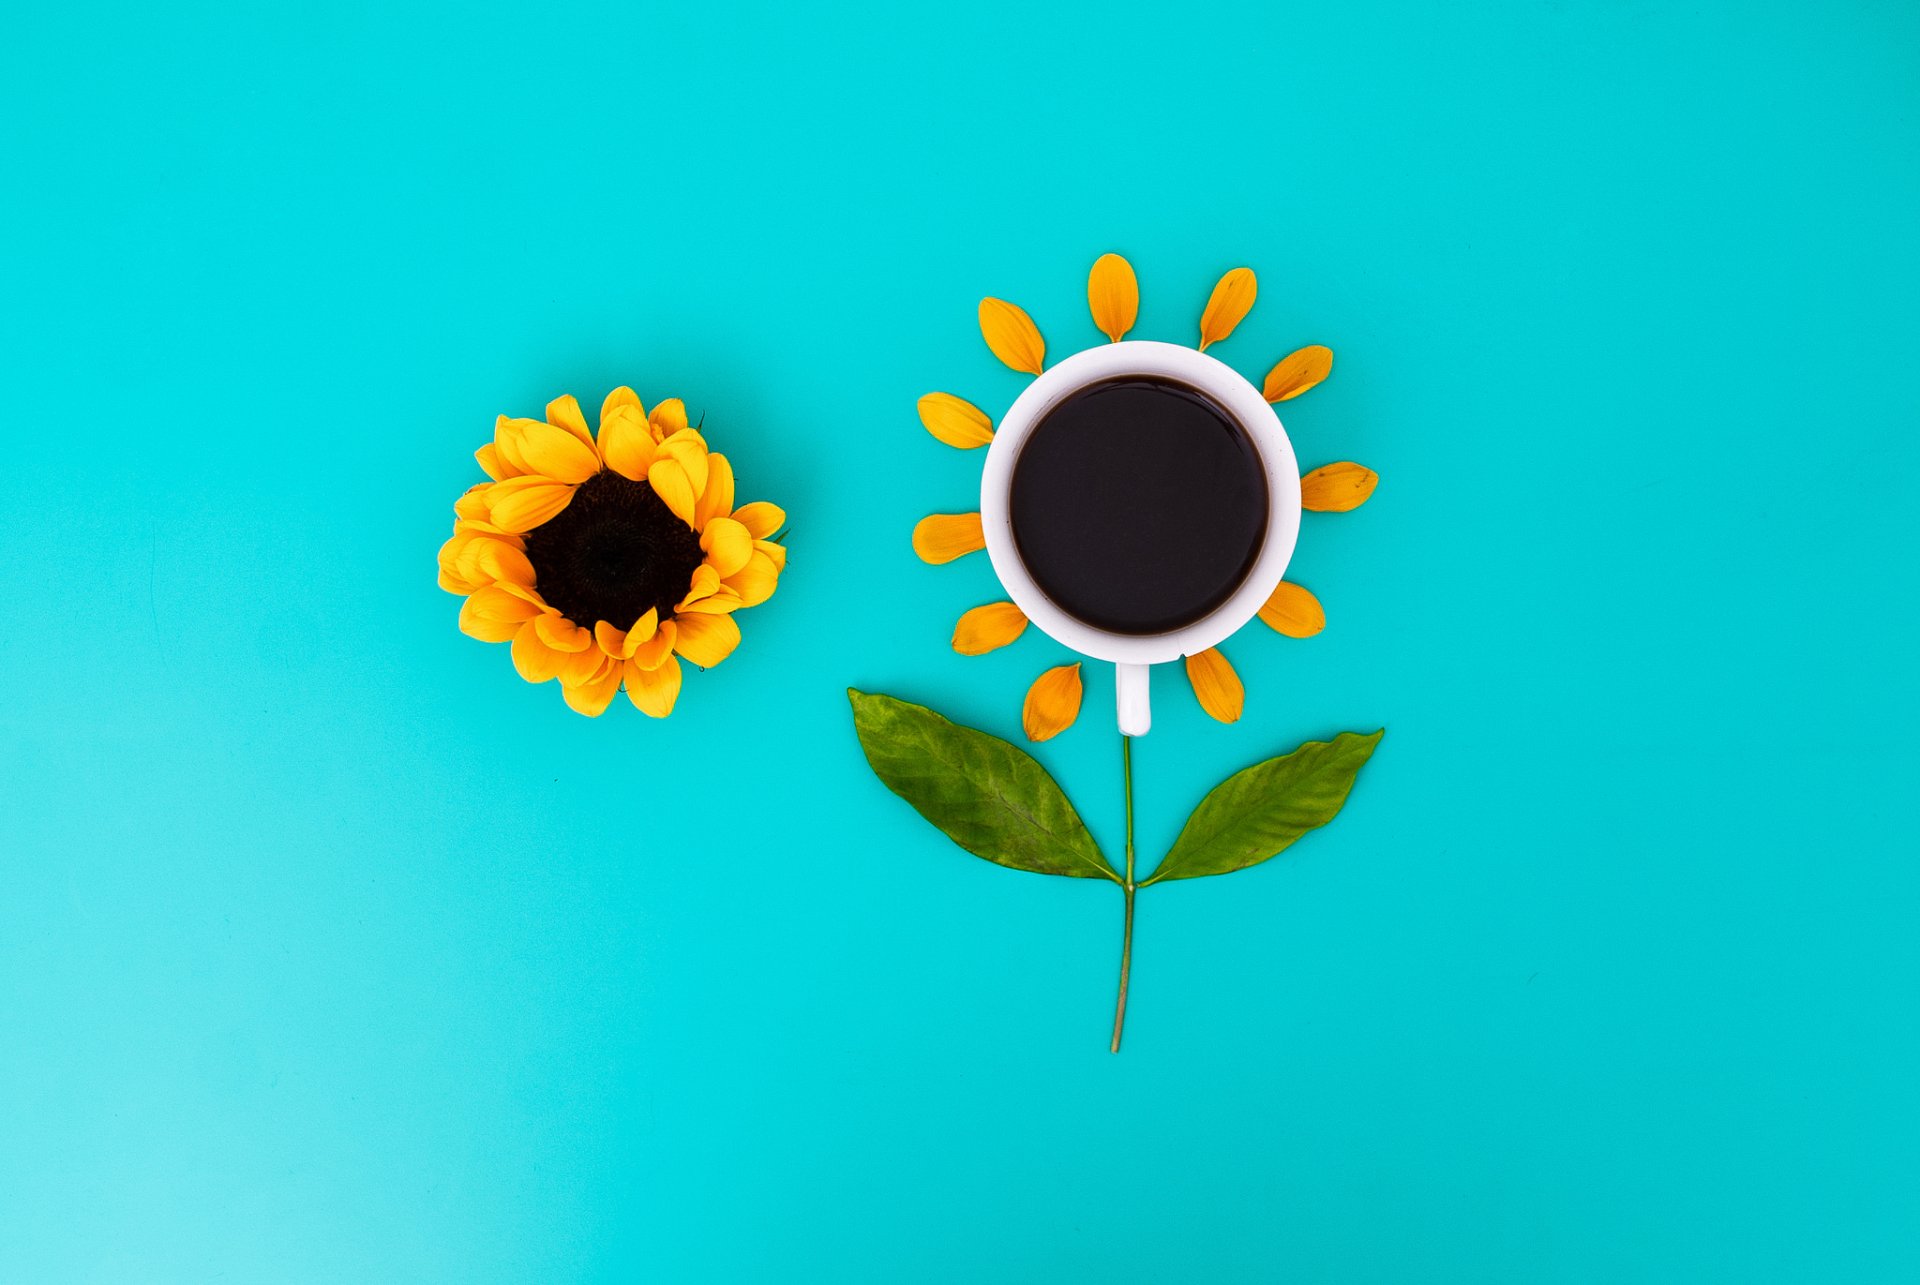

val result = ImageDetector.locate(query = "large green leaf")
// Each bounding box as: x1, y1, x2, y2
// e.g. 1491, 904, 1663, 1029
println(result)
847, 689, 1117, 881
1144, 730, 1384, 884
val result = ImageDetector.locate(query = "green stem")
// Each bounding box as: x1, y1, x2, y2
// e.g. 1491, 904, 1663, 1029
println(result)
1110, 735, 1137, 1054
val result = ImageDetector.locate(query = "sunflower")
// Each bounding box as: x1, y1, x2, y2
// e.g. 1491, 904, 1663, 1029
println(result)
913, 254, 1377, 739
439, 389, 786, 717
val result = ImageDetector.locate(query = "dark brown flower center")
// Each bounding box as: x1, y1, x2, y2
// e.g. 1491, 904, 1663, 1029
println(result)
522, 471, 704, 630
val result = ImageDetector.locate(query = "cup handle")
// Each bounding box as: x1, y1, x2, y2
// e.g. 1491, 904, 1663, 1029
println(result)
1116, 663, 1151, 737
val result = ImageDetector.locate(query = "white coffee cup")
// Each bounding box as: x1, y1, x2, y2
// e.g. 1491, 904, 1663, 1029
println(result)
979, 340, 1302, 737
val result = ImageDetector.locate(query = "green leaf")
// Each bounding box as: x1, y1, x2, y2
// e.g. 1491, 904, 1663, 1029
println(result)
1144, 730, 1384, 884
848, 689, 1117, 881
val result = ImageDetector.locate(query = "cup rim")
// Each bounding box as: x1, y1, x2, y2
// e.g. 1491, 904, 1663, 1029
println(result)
979, 339, 1302, 665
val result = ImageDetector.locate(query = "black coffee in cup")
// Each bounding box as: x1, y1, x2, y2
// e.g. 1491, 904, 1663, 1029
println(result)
1009, 376, 1269, 636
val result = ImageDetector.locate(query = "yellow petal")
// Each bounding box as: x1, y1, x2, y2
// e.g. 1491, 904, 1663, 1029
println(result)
1258, 581, 1326, 638
1088, 252, 1138, 343
952, 602, 1028, 656
464, 585, 541, 624
676, 589, 744, 615
754, 539, 787, 572
627, 607, 659, 648
486, 476, 575, 533
1300, 462, 1378, 513
561, 658, 622, 717
660, 429, 709, 499
456, 534, 534, 589
648, 459, 698, 527
1198, 267, 1257, 351
600, 386, 643, 428
594, 619, 629, 657
912, 513, 985, 565
510, 619, 562, 683
492, 417, 534, 474
631, 620, 676, 670
545, 395, 594, 449
697, 453, 735, 527
673, 612, 741, 668
458, 587, 539, 642
1185, 648, 1244, 723
723, 550, 780, 608
916, 392, 994, 449
978, 298, 1045, 375
534, 612, 593, 653
511, 421, 600, 484
700, 517, 754, 578
1262, 345, 1333, 402
453, 484, 492, 522
733, 501, 785, 539
648, 398, 689, 438
598, 404, 656, 481
680, 564, 721, 606
494, 580, 548, 609
475, 442, 516, 481
625, 653, 682, 717
554, 641, 607, 686
1022, 663, 1083, 742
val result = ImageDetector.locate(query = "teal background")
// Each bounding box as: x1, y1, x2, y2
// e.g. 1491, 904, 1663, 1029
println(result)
3, 0, 1917, 1280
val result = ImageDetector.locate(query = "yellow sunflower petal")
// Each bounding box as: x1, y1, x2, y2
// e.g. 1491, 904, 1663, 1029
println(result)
912, 512, 985, 565
697, 453, 735, 528
1198, 267, 1257, 351
1022, 663, 1083, 742
486, 476, 575, 533
1258, 581, 1326, 638
676, 590, 744, 616
631, 620, 676, 670
625, 653, 682, 717
453, 484, 492, 522
598, 404, 656, 481
510, 619, 562, 683
1088, 252, 1138, 343
534, 612, 593, 653
1300, 462, 1379, 513
700, 517, 754, 578
916, 392, 994, 449
456, 535, 534, 589
673, 612, 741, 668
554, 641, 607, 686
458, 587, 539, 642
561, 658, 622, 717
512, 421, 600, 484
495, 580, 547, 609
754, 539, 787, 572
724, 550, 780, 608
593, 620, 629, 657
680, 564, 721, 606
648, 459, 698, 527
492, 417, 534, 474
952, 602, 1028, 656
733, 501, 785, 539
627, 607, 659, 649
545, 395, 594, 449
660, 429, 709, 499
1263, 345, 1334, 402
648, 398, 689, 438
1185, 648, 1245, 723
978, 298, 1045, 375
600, 386, 643, 428
475, 443, 515, 481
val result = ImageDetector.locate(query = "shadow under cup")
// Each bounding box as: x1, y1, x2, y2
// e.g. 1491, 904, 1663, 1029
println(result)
1008, 376, 1270, 638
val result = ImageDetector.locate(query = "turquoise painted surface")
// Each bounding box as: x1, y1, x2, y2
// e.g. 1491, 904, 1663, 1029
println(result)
3, 1, 1917, 1280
